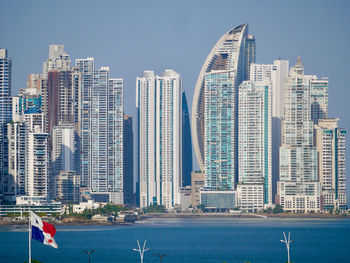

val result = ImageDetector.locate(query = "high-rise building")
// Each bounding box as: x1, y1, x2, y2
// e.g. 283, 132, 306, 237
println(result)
27, 73, 42, 91
24, 112, 49, 198
75, 57, 94, 188
182, 91, 192, 187
277, 57, 320, 213
136, 70, 182, 209
26, 132, 49, 197
52, 123, 77, 172
43, 44, 71, 77
106, 78, 124, 201
13, 87, 42, 119
91, 68, 124, 204
0, 48, 12, 202
237, 80, 272, 211
123, 115, 134, 205
315, 118, 346, 211
204, 70, 235, 190
137, 70, 156, 208
190, 171, 205, 209
250, 60, 289, 202
44, 70, 74, 134
192, 24, 255, 172
310, 78, 328, 124
52, 123, 77, 201
55, 170, 79, 203
7, 121, 26, 198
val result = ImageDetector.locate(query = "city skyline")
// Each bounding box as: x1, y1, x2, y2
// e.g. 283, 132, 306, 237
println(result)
1, 0, 349, 176
0, 0, 349, 207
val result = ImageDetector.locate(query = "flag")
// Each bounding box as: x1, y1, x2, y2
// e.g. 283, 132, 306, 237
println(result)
30, 211, 58, 249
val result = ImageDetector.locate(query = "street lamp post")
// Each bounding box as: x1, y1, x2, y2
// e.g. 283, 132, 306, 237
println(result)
83, 249, 95, 263
153, 253, 168, 263
133, 240, 150, 263
280, 232, 293, 263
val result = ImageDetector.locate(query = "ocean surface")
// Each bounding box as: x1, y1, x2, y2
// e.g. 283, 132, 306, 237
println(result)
0, 217, 349, 263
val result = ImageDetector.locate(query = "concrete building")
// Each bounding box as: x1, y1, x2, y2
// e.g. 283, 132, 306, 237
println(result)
43, 44, 71, 77
315, 118, 346, 211
250, 60, 289, 202
75, 57, 94, 188
277, 57, 321, 213
136, 70, 182, 209
0, 49, 12, 202
192, 23, 255, 173
26, 132, 49, 197
52, 123, 78, 200
55, 170, 80, 203
236, 184, 264, 212
310, 78, 328, 124
91, 68, 124, 204
7, 121, 26, 198
238, 80, 272, 209
24, 111, 49, 198
190, 171, 205, 209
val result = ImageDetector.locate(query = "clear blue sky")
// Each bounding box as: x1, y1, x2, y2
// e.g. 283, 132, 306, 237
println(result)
1, 0, 350, 195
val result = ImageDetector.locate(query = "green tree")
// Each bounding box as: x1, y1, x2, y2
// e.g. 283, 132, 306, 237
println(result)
273, 204, 283, 213
144, 204, 166, 213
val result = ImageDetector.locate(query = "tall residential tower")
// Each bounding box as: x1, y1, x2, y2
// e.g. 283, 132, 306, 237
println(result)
137, 70, 182, 209
192, 24, 255, 190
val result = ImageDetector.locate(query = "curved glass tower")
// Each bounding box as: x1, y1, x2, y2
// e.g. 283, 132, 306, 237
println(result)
191, 24, 255, 172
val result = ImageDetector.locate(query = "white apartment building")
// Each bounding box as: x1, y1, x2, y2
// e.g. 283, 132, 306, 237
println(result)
136, 69, 182, 209
315, 118, 346, 211
277, 57, 321, 213
250, 60, 289, 203
238, 80, 272, 208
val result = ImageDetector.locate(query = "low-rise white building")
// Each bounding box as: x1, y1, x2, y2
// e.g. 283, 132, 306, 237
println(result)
236, 184, 264, 212
72, 200, 104, 213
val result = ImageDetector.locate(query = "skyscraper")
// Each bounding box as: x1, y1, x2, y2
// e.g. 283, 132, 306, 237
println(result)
123, 115, 134, 205
277, 57, 320, 213
137, 70, 182, 209
91, 68, 124, 203
0, 49, 12, 202
250, 60, 289, 202
7, 121, 26, 198
310, 78, 328, 124
237, 80, 272, 211
52, 123, 77, 173
52, 123, 78, 201
43, 44, 71, 77
315, 118, 346, 211
192, 24, 255, 172
182, 91, 192, 187
204, 70, 235, 190
24, 112, 49, 198
75, 57, 94, 188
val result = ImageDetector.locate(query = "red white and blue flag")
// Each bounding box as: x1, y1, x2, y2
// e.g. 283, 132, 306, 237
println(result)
30, 211, 58, 249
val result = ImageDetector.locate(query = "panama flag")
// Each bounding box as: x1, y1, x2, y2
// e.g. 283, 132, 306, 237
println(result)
30, 211, 58, 248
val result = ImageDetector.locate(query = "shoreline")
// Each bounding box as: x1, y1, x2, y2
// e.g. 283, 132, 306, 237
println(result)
1, 212, 348, 226
139, 212, 350, 219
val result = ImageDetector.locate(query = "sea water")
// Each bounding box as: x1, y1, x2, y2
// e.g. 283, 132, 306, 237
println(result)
0, 217, 349, 263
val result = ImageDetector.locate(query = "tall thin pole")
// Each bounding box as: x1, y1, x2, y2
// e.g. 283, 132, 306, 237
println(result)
280, 232, 293, 263
133, 240, 150, 263
287, 232, 290, 263
28, 211, 31, 263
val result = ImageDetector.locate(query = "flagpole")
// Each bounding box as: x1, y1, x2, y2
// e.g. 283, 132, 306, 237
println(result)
29, 211, 31, 263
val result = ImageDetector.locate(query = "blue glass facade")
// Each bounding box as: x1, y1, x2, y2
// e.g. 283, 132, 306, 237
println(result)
204, 71, 235, 190
182, 91, 192, 187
